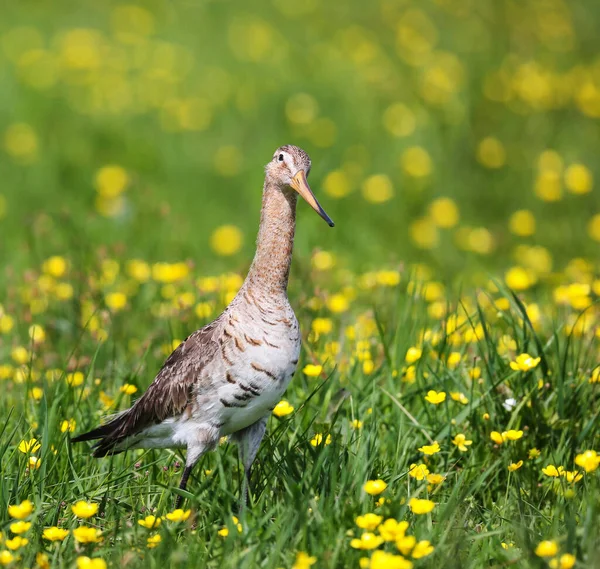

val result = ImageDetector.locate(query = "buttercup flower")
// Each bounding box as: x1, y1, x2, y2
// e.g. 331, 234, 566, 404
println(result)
272, 400, 294, 417
412, 540, 435, 558
408, 463, 429, 480
72, 526, 103, 543
535, 540, 559, 557
508, 460, 523, 472
292, 552, 317, 569
147, 534, 161, 548
310, 433, 331, 447
574, 450, 599, 473
424, 390, 446, 404
355, 513, 383, 531
408, 498, 435, 514
8, 500, 33, 519
364, 480, 387, 495
418, 442, 440, 455
165, 509, 191, 522
510, 353, 541, 372
42, 527, 69, 541
76, 557, 107, 569
451, 433, 472, 452
378, 519, 409, 542
350, 532, 385, 550
71, 501, 99, 519
9, 521, 30, 534
138, 515, 161, 529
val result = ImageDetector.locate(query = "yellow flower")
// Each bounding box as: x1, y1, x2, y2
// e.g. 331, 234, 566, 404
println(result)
3, 123, 38, 162
529, 448, 541, 459
424, 390, 446, 405
350, 532, 385, 550
302, 364, 323, 377
9, 521, 31, 534
451, 434, 472, 452
0, 551, 14, 566
401, 146, 432, 178
18, 439, 41, 454
361, 174, 394, 204
76, 557, 107, 569
29, 456, 41, 470
450, 392, 468, 404
405, 347, 422, 364
418, 442, 440, 455
60, 419, 76, 433
364, 480, 387, 495
95, 165, 128, 198
8, 500, 33, 519
549, 553, 576, 569
73, 526, 103, 544
535, 540, 559, 557
311, 317, 333, 335
147, 534, 161, 548
71, 501, 99, 519
42, 527, 69, 541
105, 292, 127, 312
217, 516, 242, 537
292, 551, 317, 569
446, 352, 462, 369
351, 419, 363, 429
272, 400, 294, 417
28, 324, 45, 344
210, 225, 243, 256
408, 498, 435, 515
355, 513, 383, 531
378, 519, 409, 542
66, 372, 85, 387
564, 163, 592, 194
5, 536, 28, 550
508, 461, 523, 472
426, 473, 445, 485
563, 470, 583, 483
542, 465, 563, 477
36, 553, 50, 569
120, 383, 138, 395
408, 463, 429, 481
509, 210, 536, 236
396, 534, 416, 555
326, 293, 349, 313
165, 509, 191, 522
575, 450, 600, 473
477, 137, 506, 169
369, 551, 413, 569
411, 540, 434, 559
503, 430, 524, 441
310, 433, 331, 447
138, 515, 162, 529
429, 197, 459, 228
510, 353, 541, 372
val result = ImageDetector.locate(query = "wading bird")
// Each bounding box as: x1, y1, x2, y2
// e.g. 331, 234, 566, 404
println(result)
73, 145, 334, 507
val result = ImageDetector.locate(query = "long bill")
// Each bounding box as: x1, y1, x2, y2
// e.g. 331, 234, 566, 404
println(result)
290, 170, 335, 227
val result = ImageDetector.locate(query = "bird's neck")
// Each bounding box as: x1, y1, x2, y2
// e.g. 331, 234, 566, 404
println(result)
245, 179, 297, 296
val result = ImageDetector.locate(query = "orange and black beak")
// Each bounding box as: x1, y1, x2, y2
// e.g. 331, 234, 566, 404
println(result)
290, 170, 335, 227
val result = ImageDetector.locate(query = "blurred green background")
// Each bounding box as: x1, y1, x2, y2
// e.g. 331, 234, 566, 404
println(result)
1, 0, 599, 279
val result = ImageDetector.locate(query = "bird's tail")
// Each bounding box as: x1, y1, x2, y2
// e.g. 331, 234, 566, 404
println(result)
71, 411, 133, 457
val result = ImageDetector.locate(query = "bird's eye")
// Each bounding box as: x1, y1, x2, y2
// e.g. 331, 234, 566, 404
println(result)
278, 154, 284, 162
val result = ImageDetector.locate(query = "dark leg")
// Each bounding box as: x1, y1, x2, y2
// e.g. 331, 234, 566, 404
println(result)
174, 465, 193, 509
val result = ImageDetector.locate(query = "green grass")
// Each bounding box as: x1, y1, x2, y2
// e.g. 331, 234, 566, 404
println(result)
1, 0, 600, 567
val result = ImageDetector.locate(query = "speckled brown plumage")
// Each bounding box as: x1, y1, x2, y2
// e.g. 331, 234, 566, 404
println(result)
73, 144, 334, 506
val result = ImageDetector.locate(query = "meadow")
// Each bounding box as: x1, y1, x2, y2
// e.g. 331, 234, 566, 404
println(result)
1, 0, 599, 568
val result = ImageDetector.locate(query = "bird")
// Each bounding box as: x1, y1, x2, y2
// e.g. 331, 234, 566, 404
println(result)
72, 145, 334, 507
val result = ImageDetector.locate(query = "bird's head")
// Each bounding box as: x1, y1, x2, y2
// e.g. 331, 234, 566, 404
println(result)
265, 144, 334, 227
